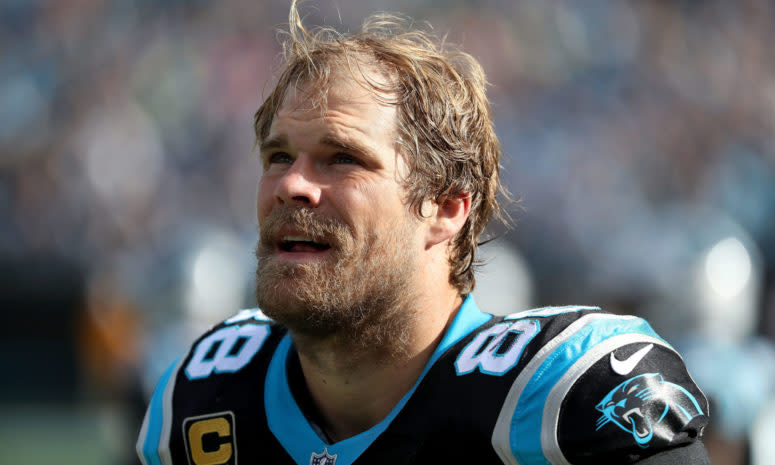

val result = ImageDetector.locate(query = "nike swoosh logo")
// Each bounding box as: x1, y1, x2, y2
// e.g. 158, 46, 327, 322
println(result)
610, 343, 654, 375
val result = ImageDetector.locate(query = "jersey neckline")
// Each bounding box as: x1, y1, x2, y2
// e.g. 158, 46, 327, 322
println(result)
263, 294, 492, 465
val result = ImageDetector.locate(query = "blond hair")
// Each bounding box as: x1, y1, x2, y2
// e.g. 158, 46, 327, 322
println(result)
254, 0, 508, 294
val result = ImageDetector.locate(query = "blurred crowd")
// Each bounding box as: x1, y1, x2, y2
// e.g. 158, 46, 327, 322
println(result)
2, 1, 775, 464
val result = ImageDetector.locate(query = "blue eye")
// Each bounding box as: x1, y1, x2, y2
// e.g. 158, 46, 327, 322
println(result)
333, 153, 358, 164
268, 152, 293, 164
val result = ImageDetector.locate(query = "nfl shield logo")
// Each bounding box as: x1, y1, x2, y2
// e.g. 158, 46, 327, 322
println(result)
309, 448, 337, 465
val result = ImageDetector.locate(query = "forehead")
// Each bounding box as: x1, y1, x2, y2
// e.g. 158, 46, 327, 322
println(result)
272, 66, 398, 140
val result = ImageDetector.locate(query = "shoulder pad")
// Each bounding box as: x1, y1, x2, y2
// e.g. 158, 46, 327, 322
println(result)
490, 312, 709, 464
137, 308, 282, 465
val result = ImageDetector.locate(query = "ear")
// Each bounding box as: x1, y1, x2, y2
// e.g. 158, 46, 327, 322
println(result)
424, 193, 472, 249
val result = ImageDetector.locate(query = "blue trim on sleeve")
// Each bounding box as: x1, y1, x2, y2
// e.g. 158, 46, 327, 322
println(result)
510, 317, 662, 465
265, 294, 491, 465
141, 359, 179, 465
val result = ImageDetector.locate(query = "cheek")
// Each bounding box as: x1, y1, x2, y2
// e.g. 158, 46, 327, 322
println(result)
353, 178, 401, 205
356, 182, 413, 228
345, 181, 387, 214
256, 177, 275, 219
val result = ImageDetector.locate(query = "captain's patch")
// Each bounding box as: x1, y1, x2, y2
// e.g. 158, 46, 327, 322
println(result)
183, 411, 237, 465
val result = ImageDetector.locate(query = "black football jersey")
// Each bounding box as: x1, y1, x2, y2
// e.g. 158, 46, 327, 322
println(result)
137, 295, 710, 465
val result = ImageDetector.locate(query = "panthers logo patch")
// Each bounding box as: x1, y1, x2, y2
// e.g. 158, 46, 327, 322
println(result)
595, 373, 704, 447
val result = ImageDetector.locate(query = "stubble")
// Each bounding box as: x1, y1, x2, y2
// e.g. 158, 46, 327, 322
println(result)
255, 206, 419, 362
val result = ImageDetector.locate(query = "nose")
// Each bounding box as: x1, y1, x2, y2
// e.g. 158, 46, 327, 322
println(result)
274, 157, 322, 207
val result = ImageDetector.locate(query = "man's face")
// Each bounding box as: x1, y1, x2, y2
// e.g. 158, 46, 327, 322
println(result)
255, 71, 423, 341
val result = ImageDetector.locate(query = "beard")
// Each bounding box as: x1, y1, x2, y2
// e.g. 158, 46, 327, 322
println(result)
255, 205, 419, 360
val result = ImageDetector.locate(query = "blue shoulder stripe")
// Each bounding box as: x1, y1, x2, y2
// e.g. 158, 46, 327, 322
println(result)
540, 333, 675, 465
137, 357, 184, 465
491, 314, 668, 465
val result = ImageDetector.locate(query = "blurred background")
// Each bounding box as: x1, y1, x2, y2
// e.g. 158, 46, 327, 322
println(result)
1, 0, 774, 464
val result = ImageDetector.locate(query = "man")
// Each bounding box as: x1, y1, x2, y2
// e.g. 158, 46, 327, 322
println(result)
137, 2, 711, 464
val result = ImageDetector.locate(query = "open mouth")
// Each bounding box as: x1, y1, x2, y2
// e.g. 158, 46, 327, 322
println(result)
622, 408, 650, 438
278, 235, 332, 253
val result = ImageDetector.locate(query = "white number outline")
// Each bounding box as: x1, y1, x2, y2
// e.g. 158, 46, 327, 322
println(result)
185, 324, 271, 380
455, 319, 540, 376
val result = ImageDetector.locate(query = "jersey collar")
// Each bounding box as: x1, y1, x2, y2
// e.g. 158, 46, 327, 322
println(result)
264, 294, 491, 465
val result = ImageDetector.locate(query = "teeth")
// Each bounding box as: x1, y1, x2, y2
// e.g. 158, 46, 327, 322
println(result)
279, 235, 331, 251
283, 235, 315, 243
622, 408, 642, 423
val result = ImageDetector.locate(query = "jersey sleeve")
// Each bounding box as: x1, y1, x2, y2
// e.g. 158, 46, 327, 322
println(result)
491, 312, 710, 465
136, 356, 187, 465
631, 442, 710, 465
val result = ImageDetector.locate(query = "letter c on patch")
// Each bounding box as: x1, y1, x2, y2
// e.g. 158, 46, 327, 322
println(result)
186, 415, 234, 465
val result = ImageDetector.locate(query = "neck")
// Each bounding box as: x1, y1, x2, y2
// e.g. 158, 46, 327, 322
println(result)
291, 291, 463, 443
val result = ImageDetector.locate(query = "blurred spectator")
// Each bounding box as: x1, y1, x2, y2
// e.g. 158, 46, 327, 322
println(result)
2, 1, 774, 464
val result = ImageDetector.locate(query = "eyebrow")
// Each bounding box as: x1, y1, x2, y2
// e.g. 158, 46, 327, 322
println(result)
319, 135, 372, 156
259, 134, 374, 157
259, 135, 288, 153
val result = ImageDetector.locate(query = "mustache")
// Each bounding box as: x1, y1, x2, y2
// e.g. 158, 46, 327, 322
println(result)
258, 206, 352, 251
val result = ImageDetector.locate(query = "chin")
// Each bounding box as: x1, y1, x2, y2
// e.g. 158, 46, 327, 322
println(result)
255, 286, 306, 324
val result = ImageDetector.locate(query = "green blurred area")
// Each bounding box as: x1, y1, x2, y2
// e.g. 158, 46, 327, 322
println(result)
0, 405, 133, 465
